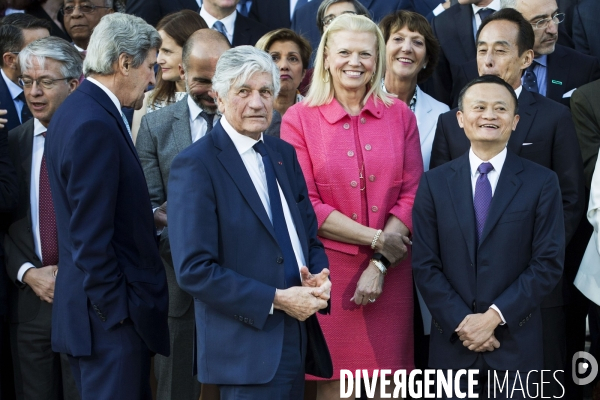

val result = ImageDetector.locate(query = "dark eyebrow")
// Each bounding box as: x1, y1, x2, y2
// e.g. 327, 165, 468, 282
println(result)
529, 8, 558, 20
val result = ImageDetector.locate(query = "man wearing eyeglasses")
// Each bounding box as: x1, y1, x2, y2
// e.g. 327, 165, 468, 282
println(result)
500, 0, 600, 108
4, 36, 81, 400
62, 0, 114, 54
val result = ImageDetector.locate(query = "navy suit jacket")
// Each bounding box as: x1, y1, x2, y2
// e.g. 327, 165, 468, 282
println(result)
573, 0, 600, 61
231, 11, 270, 47
430, 88, 584, 308
413, 150, 564, 370
168, 122, 329, 385
0, 75, 21, 137
45, 80, 169, 357
126, 0, 199, 27
249, 0, 291, 30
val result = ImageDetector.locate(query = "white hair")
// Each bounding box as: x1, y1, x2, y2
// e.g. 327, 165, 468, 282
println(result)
83, 13, 161, 76
19, 36, 82, 79
212, 46, 280, 100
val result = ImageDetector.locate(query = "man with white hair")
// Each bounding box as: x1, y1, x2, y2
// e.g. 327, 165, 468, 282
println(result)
44, 13, 169, 400
4, 36, 81, 400
168, 45, 332, 399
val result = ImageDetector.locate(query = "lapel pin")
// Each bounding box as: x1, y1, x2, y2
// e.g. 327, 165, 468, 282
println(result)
551, 80, 562, 85
278, 161, 283, 165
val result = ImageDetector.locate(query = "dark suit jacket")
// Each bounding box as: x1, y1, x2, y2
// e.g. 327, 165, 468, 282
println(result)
4, 120, 43, 324
572, 79, 600, 189
231, 11, 270, 47
126, 0, 199, 27
249, 0, 291, 30
168, 122, 329, 384
45, 80, 169, 357
0, 75, 21, 137
407, 0, 443, 21
413, 150, 564, 370
573, 0, 600, 61
430, 88, 584, 308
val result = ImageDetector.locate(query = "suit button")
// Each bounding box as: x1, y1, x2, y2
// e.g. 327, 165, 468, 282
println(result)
101, 317, 106, 322
519, 322, 523, 326
347, 150, 354, 157
360, 118, 366, 124
365, 144, 372, 151
350, 181, 357, 188
239, 316, 244, 321
244, 317, 249, 323
371, 206, 378, 212
343, 123, 350, 129
249, 319, 254, 325
276, 257, 284, 264
351, 213, 358, 220
440, 329, 443, 334
369, 175, 375, 182
234, 315, 238, 319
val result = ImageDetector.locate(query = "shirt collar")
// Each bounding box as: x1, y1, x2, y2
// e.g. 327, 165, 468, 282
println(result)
514, 85, 523, 98
472, 0, 500, 14
221, 115, 263, 155
381, 79, 417, 112
533, 54, 548, 67
187, 95, 203, 121
2, 69, 23, 100
34, 118, 46, 136
469, 146, 507, 177
73, 43, 86, 53
200, 6, 237, 35
86, 76, 121, 113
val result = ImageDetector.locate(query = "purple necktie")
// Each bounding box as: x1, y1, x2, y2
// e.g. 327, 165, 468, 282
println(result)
39, 132, 59, 266
474, 162, 494, 242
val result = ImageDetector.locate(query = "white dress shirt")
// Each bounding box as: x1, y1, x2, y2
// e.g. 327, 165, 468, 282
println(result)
187, 95, 219, 143
469, 146, 507, 324
220, 115, 306, 276
2, 69, 25, 123
17, 119, 48, 282
472, 0, 501, 40
200, 7, 237, 44
86, 77, 121, 113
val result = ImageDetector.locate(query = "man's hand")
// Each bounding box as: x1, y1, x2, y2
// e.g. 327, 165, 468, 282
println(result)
0, 109, 7, 130
300, 266, 330, 300
351, 262, 384, 305
273, 286, 328, 321
22, 265, 57, 303
456, 309, 502, 351
377, 232, 411, 265
473, 334, 501, 352
154, 201, 167, 229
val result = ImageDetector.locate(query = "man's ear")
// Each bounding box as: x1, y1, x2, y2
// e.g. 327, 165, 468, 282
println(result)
456, 110, 465, 128
178, 64, 185, 81
118, 53, 131, 75
2, 52, 17, 70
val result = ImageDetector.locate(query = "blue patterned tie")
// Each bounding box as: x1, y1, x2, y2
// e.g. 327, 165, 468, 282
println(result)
478, 8, 494, 21
120, 111, 132, 140
212, 21, 229, 43
294, 0, 309, 14
523, 61, 539, 93
253, 141, 301, 288
237, 0, 251, 16
17, 92, 32, 123
474, 162, 494, 242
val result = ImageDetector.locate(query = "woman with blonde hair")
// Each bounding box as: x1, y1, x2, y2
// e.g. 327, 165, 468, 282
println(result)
281, 14, 421, 399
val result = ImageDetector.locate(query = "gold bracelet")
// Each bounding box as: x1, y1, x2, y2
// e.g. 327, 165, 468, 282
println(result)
371, 229, 382, 249
370, 259, 387, 275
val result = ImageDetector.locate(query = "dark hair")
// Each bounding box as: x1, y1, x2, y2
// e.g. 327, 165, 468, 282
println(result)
476, 8, 534, 56
150, 10, 208, 107
1, 13, 52, 31
256, 29, 312, 71
0, 24, 22, 67
316, 0, 370, 35
379, 10, 439, 83
458, 74, 518, 114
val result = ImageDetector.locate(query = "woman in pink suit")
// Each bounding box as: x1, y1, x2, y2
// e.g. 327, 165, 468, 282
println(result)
281, 14, 423, 400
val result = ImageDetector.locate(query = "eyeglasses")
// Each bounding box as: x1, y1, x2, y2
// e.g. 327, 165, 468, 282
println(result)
19, 76, 73, 90
322, 11, 357, 28
531, 12, 565, 30
60, 3, 112, 15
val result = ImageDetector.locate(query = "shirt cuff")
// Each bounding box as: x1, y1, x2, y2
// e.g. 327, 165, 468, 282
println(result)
489, 304, 506, 325
152, 207, 164, 235
433, 3, 446, 16
270, 304, 273, 314
18, 262, 35, 283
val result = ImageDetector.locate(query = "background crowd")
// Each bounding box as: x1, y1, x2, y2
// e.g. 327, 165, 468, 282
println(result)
0, 0, 599, 399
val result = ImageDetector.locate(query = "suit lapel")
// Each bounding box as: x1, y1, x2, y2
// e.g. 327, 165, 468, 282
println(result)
458, 5, 476, 60
507, 89, 536, 155
546, 46, 568, 102
213, 124, 277, 241
171, 96, 193, 153
478, 151, 523, 245
19, 121, 34, 236
447, 154, 476, 264
414, 87, 435, 149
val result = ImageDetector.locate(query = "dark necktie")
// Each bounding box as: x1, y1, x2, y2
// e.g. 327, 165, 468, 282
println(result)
16, 92, 32, 124
39, 132, 59, 266
294, 0, 309, 14
200, 111, 214, 132
474, 162, 494, 243
478, 8, 494, 21
212, 21, 229, 43
523, 61, 539, 93
238, 0, 250, 16
253, 141, 301, 288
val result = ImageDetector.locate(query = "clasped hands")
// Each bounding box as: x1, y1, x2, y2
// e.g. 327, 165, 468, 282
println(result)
23, 265, 58, 304
455, 309, 502, 352
273, 267, 330, 321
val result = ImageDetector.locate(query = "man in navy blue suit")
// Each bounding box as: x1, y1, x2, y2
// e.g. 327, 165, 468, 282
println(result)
413, 74, 564, 398
44, 13, 169, 400
168, 46, 331, 400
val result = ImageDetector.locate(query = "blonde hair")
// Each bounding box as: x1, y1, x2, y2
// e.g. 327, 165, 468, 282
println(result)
305, 14, 392, 107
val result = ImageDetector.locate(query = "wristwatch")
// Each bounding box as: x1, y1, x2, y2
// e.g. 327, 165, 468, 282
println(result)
372, 252, 391, 268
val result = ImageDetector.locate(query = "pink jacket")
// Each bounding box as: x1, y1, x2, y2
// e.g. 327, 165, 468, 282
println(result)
281, 96, 424, 256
